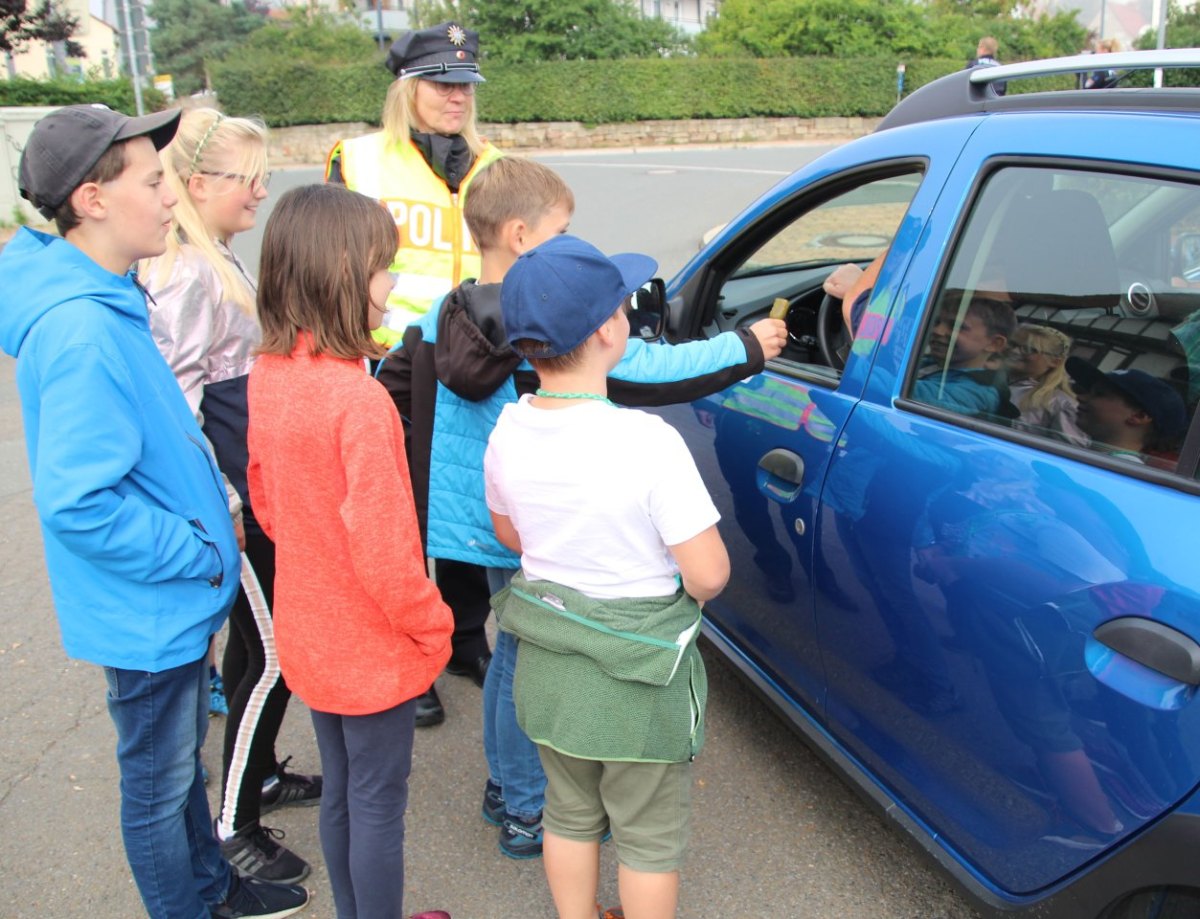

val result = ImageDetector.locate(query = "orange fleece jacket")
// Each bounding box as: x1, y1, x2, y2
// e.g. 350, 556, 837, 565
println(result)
247, 342, 452, 715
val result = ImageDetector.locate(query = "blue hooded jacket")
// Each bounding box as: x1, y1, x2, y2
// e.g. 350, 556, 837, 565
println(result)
0, 229, 240, 671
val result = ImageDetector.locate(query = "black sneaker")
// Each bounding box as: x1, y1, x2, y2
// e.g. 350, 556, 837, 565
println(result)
482, 779, 505, 826
220, 823, 311, 885
261, 757, 322, 814
211, 873, 309, 918
499, 812, 543, 859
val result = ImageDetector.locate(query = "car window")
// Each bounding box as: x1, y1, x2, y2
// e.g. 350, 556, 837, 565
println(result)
906, 165, 1199, 475
713, 170, 923, 383
734, 176, 917, 275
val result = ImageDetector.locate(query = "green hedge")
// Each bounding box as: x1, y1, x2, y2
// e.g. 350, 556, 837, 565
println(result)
211, 55, 968, 127
0, 76, 166, 113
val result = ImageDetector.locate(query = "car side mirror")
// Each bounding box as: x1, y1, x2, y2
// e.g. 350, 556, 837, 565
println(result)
628, 278, 667, 341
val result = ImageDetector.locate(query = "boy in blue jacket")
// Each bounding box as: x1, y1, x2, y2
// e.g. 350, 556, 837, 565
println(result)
377, 155, 786, 859
0, 105, 308, 919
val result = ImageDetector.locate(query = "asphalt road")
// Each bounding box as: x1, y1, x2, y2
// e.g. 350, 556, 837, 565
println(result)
0, 143, 980, 918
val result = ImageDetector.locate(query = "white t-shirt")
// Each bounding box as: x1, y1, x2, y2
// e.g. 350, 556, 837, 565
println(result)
484, 395, 720, 599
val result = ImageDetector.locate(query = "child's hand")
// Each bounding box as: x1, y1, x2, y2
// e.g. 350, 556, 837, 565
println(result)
748, 317, 787, 361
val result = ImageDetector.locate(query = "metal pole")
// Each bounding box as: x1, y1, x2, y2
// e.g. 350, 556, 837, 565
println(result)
376, 0, 385, 51
119, 0, 144, 115
1099, 0, 1106, 41
1155, 0, 1168, 88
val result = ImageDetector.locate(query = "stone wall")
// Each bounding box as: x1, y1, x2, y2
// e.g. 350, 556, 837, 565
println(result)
270, 115, 882, 167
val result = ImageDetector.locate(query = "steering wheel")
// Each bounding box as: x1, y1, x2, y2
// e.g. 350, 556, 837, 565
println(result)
816, 293, 848, 371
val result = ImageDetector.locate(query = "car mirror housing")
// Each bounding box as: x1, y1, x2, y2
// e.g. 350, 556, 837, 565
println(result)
628, 278, 667, 341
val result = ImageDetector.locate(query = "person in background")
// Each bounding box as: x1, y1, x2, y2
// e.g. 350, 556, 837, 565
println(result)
140, 107, 320, 888
1006, 324, 1087, 446
966, 36, 1006, 95
0, 103, 308, 919
248, 182, 455, 919
915, 296, 1018, 419
1067, 359, 1187, 464
327, 20, 503, 729
1084, 38, 1123, 89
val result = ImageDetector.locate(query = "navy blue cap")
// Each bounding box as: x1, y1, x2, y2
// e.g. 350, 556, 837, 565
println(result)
502, 235, 658, 358
386, 21, 485, 83
1067, 357, 1188, 439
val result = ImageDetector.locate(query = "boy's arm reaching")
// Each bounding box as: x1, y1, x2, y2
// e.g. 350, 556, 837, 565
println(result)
607, 318, 786, 407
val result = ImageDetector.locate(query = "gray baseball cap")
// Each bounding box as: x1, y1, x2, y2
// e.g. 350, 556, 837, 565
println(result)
19, 103, 181, 219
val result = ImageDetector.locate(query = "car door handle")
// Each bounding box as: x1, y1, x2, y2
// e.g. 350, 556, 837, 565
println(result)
1093, 616, 1200, 685
756, 449, 805, 503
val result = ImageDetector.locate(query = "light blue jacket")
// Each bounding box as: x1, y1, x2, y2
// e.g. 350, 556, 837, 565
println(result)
0, 229, 240, 671
405, 286, 757, 568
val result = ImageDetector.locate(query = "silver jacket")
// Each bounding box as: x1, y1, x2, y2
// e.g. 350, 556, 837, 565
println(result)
142, 242, 260, 518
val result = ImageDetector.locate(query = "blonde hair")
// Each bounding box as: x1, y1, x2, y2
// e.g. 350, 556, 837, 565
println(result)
257, 184, 395, 361
142, 107, 268, 314
1015, 324, 1074, 412
464, 156, 574, 251
381, 77, 486, 156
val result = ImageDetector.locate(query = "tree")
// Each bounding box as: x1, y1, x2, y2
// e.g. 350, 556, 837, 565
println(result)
148, 0, 265, 96
0, 0, 83, 78
1132, 2, 1200, 87
697, 0, 1085, 62
697, 0, 929, 57
234, 9, 379, 64
411, 0, 692, 62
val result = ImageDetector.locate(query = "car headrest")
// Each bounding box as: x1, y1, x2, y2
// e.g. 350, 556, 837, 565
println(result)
983, 189, 1119, 311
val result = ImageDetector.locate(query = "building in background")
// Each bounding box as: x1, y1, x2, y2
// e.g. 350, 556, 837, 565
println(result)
6, 0, 120, 80
634, 0, 720, 35
1027, 0, 1192, 49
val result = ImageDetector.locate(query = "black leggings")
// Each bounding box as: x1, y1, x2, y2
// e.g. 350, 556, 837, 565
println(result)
218, 527, 292, 832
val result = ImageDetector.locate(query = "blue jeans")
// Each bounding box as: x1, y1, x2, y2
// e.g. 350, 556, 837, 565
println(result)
311, 699, 415, 919
104, 655, 231, 919
482, 566, 545, 821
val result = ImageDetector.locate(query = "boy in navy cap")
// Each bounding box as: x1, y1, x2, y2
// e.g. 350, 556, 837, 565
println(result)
0, 105, 308, 918
1067, 358, 1187, 463
484, 234, 731, 918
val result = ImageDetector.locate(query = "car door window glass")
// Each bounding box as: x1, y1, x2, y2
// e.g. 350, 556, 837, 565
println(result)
715, 171, 923, 381
907, 165, 1199, 475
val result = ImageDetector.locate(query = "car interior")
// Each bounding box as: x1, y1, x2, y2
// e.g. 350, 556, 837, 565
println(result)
911, 165, 1200, 476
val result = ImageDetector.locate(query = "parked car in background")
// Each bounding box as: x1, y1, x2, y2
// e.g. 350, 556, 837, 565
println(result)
653, 50, 1200, 918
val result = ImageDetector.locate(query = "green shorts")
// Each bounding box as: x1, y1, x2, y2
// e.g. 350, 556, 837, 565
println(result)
537, 745, 692, 873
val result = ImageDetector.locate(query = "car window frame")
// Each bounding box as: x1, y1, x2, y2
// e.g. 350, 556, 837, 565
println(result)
896, 154, 1200, 493
684, 158, 929, 391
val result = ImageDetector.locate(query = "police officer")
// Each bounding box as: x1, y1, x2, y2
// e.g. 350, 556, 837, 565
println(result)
326, 22, 502, 727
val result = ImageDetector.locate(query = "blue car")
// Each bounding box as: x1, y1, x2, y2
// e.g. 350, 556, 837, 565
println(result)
652, 50, 1200, 918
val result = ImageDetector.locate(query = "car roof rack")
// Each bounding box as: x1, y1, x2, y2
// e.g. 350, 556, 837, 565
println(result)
878, 49, 1200, 133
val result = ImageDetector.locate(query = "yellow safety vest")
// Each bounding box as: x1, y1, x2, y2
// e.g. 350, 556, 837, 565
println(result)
326, 133, 502, 347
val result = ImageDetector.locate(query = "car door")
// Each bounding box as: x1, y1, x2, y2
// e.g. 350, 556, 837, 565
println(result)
814, 112, 1200, 899
660, 120, 973, 717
